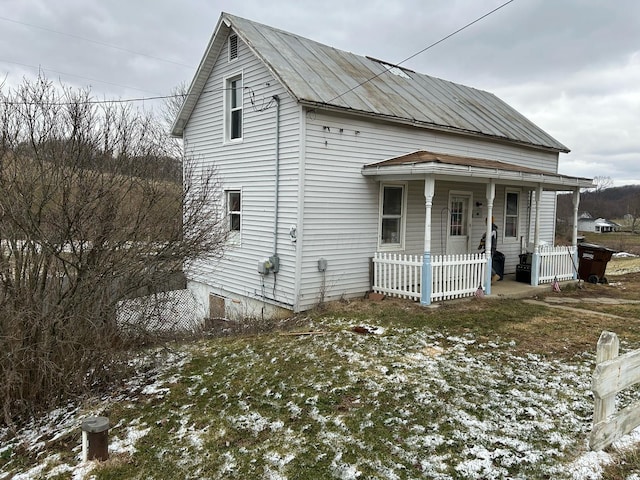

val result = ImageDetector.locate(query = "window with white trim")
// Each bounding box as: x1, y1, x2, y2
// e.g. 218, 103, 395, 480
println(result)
379, 184, 406, 248
226, 190, 241, 233
504, 190, 519, 238
226, 74, 243, 141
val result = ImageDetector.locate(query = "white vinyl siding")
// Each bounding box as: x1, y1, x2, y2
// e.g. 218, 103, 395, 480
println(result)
183, 34, 300, 309
296, 111, 560, 310
182, 36, 561, 313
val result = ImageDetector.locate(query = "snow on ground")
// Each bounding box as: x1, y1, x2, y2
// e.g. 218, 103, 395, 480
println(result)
3, 320, 640, 479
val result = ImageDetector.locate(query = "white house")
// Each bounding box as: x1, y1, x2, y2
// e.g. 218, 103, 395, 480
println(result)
578, 217, 619, 233
172, 12, 593, 319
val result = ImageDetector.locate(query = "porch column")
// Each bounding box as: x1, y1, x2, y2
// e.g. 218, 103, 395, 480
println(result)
531, 184, 543, 286
571, 188, 580, 279
420, 176, 435, 305
484, 180, 495, 294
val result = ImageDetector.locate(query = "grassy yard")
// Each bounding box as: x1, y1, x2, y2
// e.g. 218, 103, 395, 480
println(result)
3, 267, 640, 479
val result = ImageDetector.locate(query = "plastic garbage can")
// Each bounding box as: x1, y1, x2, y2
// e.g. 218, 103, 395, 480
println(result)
577, 243, 616, 284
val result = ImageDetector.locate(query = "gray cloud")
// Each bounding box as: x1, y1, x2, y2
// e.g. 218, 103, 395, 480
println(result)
1, 0, 638, 185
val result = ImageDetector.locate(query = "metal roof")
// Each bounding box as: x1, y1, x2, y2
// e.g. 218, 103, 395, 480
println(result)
362, 151, 593, 190
172, 13, 570, 153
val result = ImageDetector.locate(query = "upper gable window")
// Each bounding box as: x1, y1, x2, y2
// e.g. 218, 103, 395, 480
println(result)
229, 34, 238, 61
225, 74, 243, 141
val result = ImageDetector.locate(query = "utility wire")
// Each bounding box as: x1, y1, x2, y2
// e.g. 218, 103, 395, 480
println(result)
325, 0, 516, 104
0, 58, 162, 95
1, 1, 515, 107
0, 15, 194, 69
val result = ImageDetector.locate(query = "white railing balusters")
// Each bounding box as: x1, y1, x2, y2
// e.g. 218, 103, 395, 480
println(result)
372, 252, 423, 301
538, 245, 576, 284
372, 251, 487, 302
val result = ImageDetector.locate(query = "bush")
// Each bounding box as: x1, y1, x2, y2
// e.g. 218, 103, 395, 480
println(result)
0, 75, 225, 426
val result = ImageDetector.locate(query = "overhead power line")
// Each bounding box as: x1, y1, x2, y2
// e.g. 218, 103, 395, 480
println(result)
325, 0, 516, 104
0, 58, 162, 96
1, 1, 515, 108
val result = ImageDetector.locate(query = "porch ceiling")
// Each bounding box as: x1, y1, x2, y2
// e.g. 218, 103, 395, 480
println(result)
361, 150, 594, 190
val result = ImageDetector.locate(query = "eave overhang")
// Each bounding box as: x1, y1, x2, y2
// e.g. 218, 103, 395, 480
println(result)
362, 151, 593, 191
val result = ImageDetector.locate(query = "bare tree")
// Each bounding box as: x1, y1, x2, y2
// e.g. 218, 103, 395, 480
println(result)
0, 75, 225, 425
163, 81, 188, 130
624, 197, 640, 235
591, 175, 614, 193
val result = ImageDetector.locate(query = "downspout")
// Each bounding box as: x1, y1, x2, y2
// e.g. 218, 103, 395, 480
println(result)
272, 95, 280, 260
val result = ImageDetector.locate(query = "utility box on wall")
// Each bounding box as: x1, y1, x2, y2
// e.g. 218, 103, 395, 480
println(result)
318, 258, 327, 272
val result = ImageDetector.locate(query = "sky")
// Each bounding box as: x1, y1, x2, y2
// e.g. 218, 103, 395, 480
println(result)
1, 0, 639, 186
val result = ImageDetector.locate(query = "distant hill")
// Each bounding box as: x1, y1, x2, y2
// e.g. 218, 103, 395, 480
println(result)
557, 184, 640, 221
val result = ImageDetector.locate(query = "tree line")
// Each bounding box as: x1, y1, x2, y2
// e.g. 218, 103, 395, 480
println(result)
557, 183, 640, 232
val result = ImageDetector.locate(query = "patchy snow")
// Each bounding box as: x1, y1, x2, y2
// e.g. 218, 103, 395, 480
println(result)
4, 329, 640, 478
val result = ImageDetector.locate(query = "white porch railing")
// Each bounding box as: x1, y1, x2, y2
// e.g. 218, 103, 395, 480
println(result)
372, 253, 422, 300
372, 252, 487, 302
431, 253, 486, 302
538, 245, 576, 284
373, 247, 576, 303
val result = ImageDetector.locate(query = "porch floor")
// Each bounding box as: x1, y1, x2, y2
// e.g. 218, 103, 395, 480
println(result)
487, 274, 556, 299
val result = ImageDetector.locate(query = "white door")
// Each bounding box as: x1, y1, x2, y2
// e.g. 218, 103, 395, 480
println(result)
447, 193, 472, 254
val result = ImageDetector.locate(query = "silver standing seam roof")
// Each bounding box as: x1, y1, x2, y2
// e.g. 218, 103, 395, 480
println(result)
172, 12, 570, 154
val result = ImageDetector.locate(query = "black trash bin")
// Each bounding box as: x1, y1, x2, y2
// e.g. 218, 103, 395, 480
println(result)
492, 251, 505, 280
577, 243, 616, 284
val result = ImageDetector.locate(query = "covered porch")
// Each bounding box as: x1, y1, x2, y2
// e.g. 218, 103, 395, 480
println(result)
362, 151, 594, 305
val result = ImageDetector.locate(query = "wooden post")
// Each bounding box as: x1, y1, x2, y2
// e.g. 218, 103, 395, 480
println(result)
590, 331, 619, 450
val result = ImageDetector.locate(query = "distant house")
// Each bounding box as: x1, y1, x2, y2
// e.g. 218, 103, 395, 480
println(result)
578, 217, 619, 233
172, 12, 593, 319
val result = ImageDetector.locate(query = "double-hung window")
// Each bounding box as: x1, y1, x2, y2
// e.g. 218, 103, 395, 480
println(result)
504, 190, 519, 238
379, 183, 406, 248
226, 74, 243, 141
227, 190, 241, 233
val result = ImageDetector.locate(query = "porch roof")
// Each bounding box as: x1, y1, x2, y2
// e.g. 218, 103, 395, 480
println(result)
361, 150, 594, 190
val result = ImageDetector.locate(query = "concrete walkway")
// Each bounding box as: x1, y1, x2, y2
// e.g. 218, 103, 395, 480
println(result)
522, 299, 630, 319
487, 274, 551, 299
489, 275, 639, 317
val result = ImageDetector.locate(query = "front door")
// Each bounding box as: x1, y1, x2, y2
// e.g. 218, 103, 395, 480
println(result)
447, 193, 472, 255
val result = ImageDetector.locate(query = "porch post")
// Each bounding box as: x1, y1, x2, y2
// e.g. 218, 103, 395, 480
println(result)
571, 188, 580, 279
421, 176, 435, 305
484, 180, 495, 294
531, 184, 543, 285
